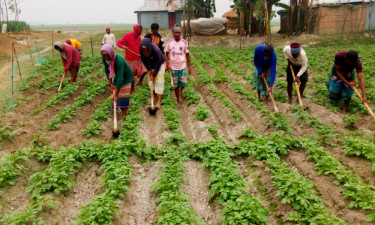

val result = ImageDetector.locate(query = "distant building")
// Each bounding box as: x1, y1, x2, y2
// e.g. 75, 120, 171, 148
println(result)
135, 0, 183, 29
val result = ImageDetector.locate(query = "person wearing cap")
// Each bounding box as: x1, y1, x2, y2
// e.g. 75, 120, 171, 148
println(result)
327, 51, 367, 113
54, 41, 81, 83
100, 44, 133, 120
165, 26, 192, 106
139, 38, 166, 108
65, 39, 82, 55
283, 43, 308, 104
253, 43, 277, 104
101, 27, 116, 48
145, 23, 164, 53
117, 24, 147, 91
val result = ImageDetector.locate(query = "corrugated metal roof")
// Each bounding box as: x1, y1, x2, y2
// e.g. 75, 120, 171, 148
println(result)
135, 0, 183, 12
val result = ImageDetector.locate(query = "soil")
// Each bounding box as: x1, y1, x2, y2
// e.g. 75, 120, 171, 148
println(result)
114, 156, 160, 225
40, 162, 103, 225
183, 160, 221, 224
283, 150, 370, 225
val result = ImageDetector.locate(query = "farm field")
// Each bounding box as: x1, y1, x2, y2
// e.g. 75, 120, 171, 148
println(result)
0, 36, 375, 225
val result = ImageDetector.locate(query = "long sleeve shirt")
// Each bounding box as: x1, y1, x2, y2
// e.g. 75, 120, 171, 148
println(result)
139, 38, 166, 77
102, 33, 116, 48
117, 32, 141, 61
254, 44, 277, 87
61, 44, 81, 73
283, 46, 308, 77
102, 54, 133, 90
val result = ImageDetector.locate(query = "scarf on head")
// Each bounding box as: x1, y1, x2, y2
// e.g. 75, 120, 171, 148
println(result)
290, 43, 301, 54
54, 42, 66, 60
65, 39, 71, 45
133, 24, 142, 39
100, 44, 116, 79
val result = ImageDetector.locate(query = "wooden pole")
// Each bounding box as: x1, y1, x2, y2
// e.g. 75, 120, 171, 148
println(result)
11, 40, 14, 95
13, 43, 22, 81
90, 34, 94, 56
51, 30, 54, 60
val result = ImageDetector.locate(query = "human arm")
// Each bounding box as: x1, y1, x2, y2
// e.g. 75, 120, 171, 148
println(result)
117, 35, 127, 49
101, 35, 106, 45
296, 51, 308, 78
63, 48, 73, 73
186, 53, 192, 75
102, 57, 115, 90
165, 52, 170, 70
269, 52, 277, 87
357, 72, 367, 103
112, 34, 116, 48
253, 46, 263, 75
334, 64, 352, 86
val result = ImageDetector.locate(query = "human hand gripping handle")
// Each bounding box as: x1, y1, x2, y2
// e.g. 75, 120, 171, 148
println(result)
262, 77, 279, 113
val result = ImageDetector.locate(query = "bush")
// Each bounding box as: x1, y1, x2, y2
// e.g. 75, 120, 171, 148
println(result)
1, 21, 30, 32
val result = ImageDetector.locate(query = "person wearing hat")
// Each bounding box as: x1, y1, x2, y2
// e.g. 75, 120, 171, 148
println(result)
101, 27, 116, 48
65, 39, 82, 55
253, 43, 277, 104
144, 23, 164, 53
283, 43, 308, 104
327, 51, 367, 113
165, 26, 192, 106
54, 41, 81, 83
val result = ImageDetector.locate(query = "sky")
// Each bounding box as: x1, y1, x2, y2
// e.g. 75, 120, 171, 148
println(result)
20, 0, 234, 25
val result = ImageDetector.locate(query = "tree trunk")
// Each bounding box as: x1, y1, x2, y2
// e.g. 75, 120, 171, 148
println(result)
264, 0, 271, 41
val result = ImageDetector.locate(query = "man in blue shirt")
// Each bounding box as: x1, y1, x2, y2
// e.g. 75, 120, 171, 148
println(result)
253, 43, 277, 104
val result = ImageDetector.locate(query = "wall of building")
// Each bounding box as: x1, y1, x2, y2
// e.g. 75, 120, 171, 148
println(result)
366, 3, 375, 30
137, 11, 183, 29
313, 5, 366, 34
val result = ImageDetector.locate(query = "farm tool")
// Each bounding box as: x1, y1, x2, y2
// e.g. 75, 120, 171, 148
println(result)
148, 80, 158, 115
263, 77, 279, 113
168, 68, 176, 90
58, 72, 66, 92
124, 46, 140, 57
351, 86, 375, 122
290, 64, 309, 111
112, 92, 120, 138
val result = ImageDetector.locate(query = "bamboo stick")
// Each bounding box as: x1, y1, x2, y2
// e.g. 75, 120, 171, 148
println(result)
51, 30, 54, 59
13, 42, 22, 81
11, 40, 14, 95
90, 34, 94, 56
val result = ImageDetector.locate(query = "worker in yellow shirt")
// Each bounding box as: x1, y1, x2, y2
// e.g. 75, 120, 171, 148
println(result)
65, 39, 82, 55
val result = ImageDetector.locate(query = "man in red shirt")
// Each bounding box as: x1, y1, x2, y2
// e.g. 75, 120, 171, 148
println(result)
54, 42, 81, 83
327, 51, 368, 112
117, 24, 147, 91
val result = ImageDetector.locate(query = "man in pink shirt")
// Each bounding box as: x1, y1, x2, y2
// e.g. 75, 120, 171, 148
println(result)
117, 24, 147, 91
166, 26, 192, 106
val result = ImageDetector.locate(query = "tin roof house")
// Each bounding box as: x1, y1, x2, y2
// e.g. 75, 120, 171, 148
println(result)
135, 0, 184, 29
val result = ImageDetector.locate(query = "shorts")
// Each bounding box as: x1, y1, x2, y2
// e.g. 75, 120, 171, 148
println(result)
172, 69, 187, 88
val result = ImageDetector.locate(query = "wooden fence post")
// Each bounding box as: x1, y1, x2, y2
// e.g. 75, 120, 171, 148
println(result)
90, 34, 94, 56
13, 42, 23, 81
51, 30, 54, 59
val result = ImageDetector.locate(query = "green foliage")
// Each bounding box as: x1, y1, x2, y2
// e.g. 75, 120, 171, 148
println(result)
81, 97, 111, 137
190, 140, 269, 224
343, 137, 375, 173
343, 114, 360, 130
0, 21, 30, 32
1, 196, 55, 225
0, 126, 15, 141
0, 148, 30, 188
195, 105, 209, 121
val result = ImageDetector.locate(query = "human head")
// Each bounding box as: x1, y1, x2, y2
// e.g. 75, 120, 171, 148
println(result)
140, 38, 151, 57
65, 39, 71, 45
345, 51, 358, 66
106, 27, 110, 34
172, 26, 181, 41
133, 24, 143, 37
151, 23, 159, 35
263, 43, 274, 59
100, 44, 115, 61
54, 42, 64, 52
290, 43, 301, 59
